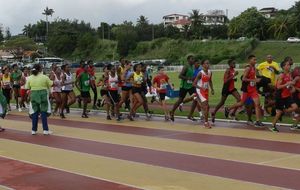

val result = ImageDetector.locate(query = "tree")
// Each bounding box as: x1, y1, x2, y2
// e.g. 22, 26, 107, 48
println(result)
291, 1, 300, 32
42, 6, 54, 37
0, 25, 4, 42
5, 27, 11, 40
112, 22, 138, 56
228, 7, 267, 40
189, 9, 204, 39
136, 15, 152, 41
268, 13, 294, 40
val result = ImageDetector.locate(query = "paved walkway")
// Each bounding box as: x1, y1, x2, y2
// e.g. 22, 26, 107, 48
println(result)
0, 111, 300, 189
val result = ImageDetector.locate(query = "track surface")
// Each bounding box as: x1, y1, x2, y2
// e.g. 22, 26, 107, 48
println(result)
1, 111, 300, 190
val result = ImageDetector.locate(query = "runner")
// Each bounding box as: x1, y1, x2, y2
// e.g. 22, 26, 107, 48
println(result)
1, 67, 12, 111
75, 64, 91, 118
0, 75, 8, 132
87, 60, 98, 109
98, 65, 112, 120
118, 61, 133, 120
60, 64, 76, 118
291, 70, 300, 130
211, 59, 240, 123
107, 65, 121, 121
153, 66, 172, 121
193, 59, 214, 128
141, 63, 152, 120
25, 64, 53, 135
128, 63, 144, 121
270, 60, 298, 132
20, 66, 30, 110
225, 55, 264, 127
11, 64, 22, 111
50, 67, 62, 115
169, 55, 197, 122
75, 60, 85, 108
178, 59, 202, 120
256, 55, 280, 94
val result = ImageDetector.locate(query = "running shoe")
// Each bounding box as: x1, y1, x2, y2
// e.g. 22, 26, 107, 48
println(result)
151, 96, 156, 103
127, 115, 134, 121
211, 112, 215, 123
60, 113, 66, 119
0, 127, 5, 132
204, 122, 212, 129
165, 115, 170, 121
31, 131, 37, 135
224, 107, 229, 118
187, 116, 197, 122
169, 112, 175, 122
290, 124, 300, 131
43, 130, 53, 135
18, 107, 22, 112
66, 106, 70, 113
269, 126, 279, 132
81, 114, 89, 118
254, 121, 265, 128
106, 115, 112, 120
178, 104, 183, 112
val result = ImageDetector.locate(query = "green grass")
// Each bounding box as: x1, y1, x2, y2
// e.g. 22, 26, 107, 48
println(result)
251, 41, 300, 63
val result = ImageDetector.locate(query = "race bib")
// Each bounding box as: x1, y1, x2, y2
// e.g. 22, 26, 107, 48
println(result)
110, 82, 117, 88
13, 81, 18, 85
202, 82, 209, 89
187, 80, 193, 84
250, 81, 255, 87
90, 76, 95, 80
161, 83, 167, 89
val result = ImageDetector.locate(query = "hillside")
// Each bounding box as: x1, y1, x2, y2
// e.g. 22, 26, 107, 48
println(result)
250, 41, 300, 63
128, 38, 258, 64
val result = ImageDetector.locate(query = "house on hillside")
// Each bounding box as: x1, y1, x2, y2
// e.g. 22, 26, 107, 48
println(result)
0, 50, 14, 61
163, 14, 189, 27
259, 7, 277, 18
203, 10, 227, 25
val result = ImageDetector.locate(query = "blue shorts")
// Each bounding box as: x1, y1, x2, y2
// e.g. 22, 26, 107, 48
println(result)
245, 97, 253, 105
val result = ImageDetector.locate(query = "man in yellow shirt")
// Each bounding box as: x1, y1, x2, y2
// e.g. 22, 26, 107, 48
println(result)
256, 55, 280, 93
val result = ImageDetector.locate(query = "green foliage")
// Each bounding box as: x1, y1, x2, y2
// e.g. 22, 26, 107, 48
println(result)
112, 22, 138, 56
2, 36, 37, 51
0, 27, 4, 42
228, 7, 267, 40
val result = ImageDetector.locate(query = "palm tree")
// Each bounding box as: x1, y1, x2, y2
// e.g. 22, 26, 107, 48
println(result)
189, 9, 204, 39
23, 24, 32, 37
42, 7, 54, 38
268, 14, 291, 40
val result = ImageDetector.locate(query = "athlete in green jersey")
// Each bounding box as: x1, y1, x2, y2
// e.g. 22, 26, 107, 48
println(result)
76, 64, 91, 118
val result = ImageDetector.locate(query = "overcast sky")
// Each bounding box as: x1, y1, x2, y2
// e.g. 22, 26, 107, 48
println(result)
0, 0, 297, 35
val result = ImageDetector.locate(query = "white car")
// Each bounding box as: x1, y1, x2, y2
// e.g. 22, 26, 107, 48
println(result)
287, 37, 300, 43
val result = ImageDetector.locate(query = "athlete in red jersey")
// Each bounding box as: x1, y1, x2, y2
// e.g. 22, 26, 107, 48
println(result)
291, 74, 300, 130
211, 59, 240, 124
225, 55, 264, 127
270, 60, 298, 132
193, 59, 214, 128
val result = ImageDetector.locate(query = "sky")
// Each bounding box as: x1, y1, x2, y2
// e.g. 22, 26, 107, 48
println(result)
0, 0, 297, 35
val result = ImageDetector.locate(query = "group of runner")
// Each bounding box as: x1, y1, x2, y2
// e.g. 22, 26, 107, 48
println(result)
0, 54, 299, 133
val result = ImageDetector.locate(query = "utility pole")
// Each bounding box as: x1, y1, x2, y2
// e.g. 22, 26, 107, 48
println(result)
152, 24, 154, 41
102, 23, 105, 40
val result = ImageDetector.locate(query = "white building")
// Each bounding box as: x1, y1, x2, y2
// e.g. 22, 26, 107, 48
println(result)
163, 14, 189, 27
259, 7, 277, 18
203, 10, 227, 25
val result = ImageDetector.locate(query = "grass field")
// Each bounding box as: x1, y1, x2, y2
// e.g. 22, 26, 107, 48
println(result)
251, 41, 300, 63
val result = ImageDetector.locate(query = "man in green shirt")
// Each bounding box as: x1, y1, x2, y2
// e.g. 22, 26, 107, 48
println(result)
11, 64, 22, 111
76, 64, 91, 118
170, 55, 197, 122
